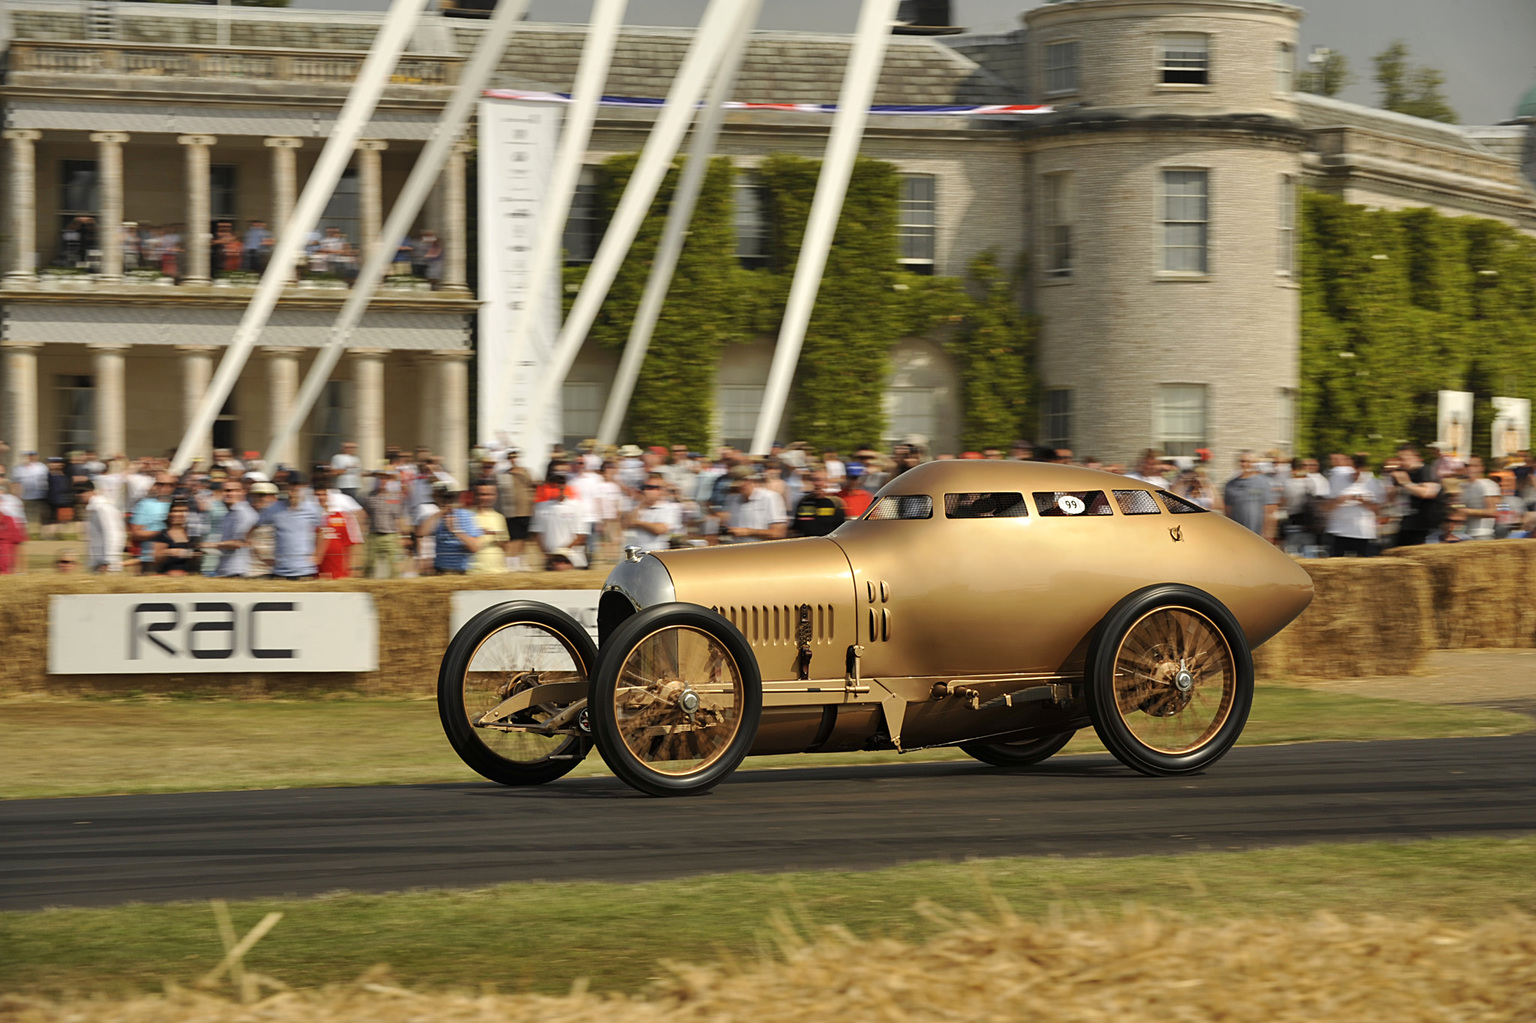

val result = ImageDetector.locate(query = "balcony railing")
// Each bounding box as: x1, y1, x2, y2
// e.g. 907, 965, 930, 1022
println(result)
8, 40, 462, 87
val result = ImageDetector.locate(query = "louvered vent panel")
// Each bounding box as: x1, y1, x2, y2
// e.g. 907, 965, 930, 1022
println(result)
712, 605, 837, 645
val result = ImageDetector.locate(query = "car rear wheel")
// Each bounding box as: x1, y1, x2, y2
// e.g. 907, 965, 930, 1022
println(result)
438, 600, 595, 786
590, 603, 761, 797
959, 730, 1076, 767
1086, 585, 1252, 776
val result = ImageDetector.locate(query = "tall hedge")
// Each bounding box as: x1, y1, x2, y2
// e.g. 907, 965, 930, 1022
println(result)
1298, 191, 1536, 461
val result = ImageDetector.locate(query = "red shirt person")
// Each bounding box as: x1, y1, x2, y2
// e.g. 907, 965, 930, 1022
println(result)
311, 477, 362, 579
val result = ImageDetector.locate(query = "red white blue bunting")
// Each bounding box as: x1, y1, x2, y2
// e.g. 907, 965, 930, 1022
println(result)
483, 89, 1052, 116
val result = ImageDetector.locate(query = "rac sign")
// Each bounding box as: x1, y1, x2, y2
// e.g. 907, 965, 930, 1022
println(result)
48, 593, 378, 674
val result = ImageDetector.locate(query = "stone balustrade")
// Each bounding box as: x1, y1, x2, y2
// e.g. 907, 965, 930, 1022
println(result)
7, 40, 461, 86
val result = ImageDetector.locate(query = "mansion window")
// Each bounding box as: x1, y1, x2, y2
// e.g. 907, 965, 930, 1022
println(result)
1278, 174, 1296, 276
1162, 169, 1209, 274
211, 165, 238, 223
1042, 171, 1073, 277
319, 168, 360, 250
563, 166, 601, 264
1160, 34, 1209, 86
57, 160, 97, 266
885, 386, 936, 446
898, 173, 936, 274
56, 375, 94, 452
734, 171, 771, 269
1277, 387, 1297, 456
1157, 384, 1207, 458
1275, 41, 1294, 93
1044, 40, 1079, 95
562, 381, 602, 449
718, 383, 764, 451
1044, 388, 1073, 451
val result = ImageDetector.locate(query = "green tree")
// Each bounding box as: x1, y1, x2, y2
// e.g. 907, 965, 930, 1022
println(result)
1298, 48, 1351, 97
1372, 40, 1458, 123
944, 252, 1034, 451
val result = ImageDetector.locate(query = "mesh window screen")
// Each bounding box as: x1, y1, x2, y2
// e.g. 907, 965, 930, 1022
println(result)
1035, 491, 1113, 516
1114, 489, 1163, 515
944, 493, 1028, 518
1159, 491, 1210, 514
865, 495, 933, 520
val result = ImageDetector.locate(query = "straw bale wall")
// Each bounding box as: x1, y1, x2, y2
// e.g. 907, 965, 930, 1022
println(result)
1384, 542, 1536, 650
0, 574, 597, 698
2, 543, 1533, 696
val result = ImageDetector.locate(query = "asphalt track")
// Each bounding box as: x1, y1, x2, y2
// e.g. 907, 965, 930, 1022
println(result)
3, 733, 1534, 911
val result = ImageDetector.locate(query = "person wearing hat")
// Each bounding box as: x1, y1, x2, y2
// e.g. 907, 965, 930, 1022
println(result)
83, 477, 125, 573
360, 463, 407, 578
254, 475, 324, 580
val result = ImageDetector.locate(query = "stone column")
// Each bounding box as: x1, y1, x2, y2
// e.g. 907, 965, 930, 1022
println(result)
350, 348, 387, 472
357, 140, 388, 264
265, 137, 303, 282
90, 132, 130, 282
176, 345, 217, 468
434, 349, 469, 484
263, 346, 302, 468
89, 343, 128, 458
415, 353, 440, 457
4, 129, 42, 283
178, 135, 217, 284
1, 341, 41, 463
441, 142, 470, 293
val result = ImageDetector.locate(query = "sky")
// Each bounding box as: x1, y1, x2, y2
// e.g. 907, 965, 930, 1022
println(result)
293, 0, 1536, 125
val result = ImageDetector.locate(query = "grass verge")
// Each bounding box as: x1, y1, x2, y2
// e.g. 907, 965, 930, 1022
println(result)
2, 837, 1533, 999
1, 685, 1527, 800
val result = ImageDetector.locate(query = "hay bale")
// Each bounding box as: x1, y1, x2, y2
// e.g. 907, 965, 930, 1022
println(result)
1384, 542, 1536, 650
0, 573, 598, 699
2, 910, 1533, 1022
1254, 557, 1433, 681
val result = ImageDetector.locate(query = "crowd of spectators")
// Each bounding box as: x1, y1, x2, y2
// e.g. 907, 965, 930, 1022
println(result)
51, 218, 446, 288
2, 436, 1533, 576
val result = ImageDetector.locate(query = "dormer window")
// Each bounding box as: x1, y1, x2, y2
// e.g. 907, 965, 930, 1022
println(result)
1160, 34, 1209, 85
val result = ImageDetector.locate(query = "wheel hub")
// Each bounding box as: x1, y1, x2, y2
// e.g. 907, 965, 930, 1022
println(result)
1173, 668, 1195, 692
678, 687, 701, 715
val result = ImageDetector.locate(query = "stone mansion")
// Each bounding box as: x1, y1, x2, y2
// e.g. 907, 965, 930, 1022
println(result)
2, 0, 1534, 480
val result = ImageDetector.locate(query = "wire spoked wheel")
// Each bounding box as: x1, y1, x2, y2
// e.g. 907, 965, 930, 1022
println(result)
438, 601, 596, 787
591, 603, 761, 797
1086, 585, 1252, 776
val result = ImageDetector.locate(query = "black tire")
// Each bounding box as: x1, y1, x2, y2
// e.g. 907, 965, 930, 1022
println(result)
590, 603, 762, 797
1085, 584, 1252, 776
437, 600, 597, 786
960, 729, 1077, 767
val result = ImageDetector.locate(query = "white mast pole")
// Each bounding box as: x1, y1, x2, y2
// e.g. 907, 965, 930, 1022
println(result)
169, 0, 432, 475
490, 0, 628, 451
518, 0, 741, 460
749, 0, 898, 456
265, 0, 538, 466
594, 0, 760, 448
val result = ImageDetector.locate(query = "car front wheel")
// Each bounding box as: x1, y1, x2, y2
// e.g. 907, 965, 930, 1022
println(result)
960, 730, 1076, 767
1085, 585, 1252, 776
590, 603, 762, 797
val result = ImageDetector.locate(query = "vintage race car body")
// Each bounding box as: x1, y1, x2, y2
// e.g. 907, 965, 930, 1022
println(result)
599, 460, 1312, 758
440, 459, 1313, 797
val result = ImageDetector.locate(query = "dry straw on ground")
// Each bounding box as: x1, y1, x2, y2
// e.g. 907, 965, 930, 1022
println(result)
2, 907, 1533, 1022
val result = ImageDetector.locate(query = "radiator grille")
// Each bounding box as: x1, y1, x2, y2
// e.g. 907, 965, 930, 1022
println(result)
713, 604, 835, 645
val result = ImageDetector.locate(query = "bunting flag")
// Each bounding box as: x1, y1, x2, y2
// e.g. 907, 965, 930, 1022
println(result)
483, 89, 1052, 116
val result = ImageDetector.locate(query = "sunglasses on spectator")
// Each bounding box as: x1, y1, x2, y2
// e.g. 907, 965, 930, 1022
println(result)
643, 484, 661, 490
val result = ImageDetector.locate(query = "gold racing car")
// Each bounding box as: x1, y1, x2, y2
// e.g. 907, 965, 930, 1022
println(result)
437, 460, 1313, 796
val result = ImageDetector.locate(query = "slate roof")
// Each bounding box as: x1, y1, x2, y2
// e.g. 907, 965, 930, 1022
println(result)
457, 23, 1016, 107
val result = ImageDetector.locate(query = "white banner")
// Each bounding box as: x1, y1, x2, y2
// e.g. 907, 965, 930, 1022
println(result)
1436, 389, 1474, 460
477, 98, 563, 459
450, 590, 601, 641
1491, 396, 1530, 461
48, 594, 378, 674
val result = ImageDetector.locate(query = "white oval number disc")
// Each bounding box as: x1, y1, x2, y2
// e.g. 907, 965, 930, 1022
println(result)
1057, 494, 1086, 516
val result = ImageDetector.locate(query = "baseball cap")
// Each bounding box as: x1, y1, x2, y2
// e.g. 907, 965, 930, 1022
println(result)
249, 482, 278, 495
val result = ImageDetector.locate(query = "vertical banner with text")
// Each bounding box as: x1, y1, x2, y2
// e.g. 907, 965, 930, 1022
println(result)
477, 98, 563, 457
